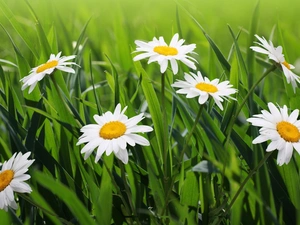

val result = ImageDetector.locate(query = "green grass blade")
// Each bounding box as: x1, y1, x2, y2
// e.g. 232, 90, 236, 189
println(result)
133, 60, 163, 162
24, 0, 52, 58
33, 170, 97, 225
0, 0, 39, 58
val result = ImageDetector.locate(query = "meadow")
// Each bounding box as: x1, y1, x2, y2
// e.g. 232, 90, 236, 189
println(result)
1, 0, 300, 224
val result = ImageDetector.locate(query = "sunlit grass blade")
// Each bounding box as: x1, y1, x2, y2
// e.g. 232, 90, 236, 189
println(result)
97, 155, 114, 224
89, 52, 103, 115
106, 55, 121, 106
191, 19, 231, 73
24, 0, 51, 58
0, 0, 39, 58
222, 53, 239, 135
247, 1, 260, 88
133, 60, 163, 164
0, 209, 11, 224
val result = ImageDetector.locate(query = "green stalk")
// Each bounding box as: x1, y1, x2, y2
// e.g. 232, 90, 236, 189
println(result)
102, 160, 133, 224
224, 64, 277, 146
118, 160, 141, 225
213, 152, 273, 225
178, 104, 205, 163
160, 103, 205, 216
161, 72, 169, 201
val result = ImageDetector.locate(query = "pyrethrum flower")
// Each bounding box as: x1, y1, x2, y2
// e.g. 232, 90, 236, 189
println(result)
20, 52, 78, 93
0, 152, 35, 211
247, 102, 300, 166
250, 34, 300, 92
77, 104, 153, 164
133, 33, 197, 74
171, 71, 237, 110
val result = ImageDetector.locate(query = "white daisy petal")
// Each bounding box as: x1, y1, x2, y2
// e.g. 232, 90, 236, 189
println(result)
77, 104, 153, 164
115, 149, 129, 164
132, 33, 197, 74
251, 34, 300, 92
248, 102, 300, 165
20, 52, 79, 94
0, 152, 34, 211
160, 60, 168, 73
170, 58, 179, 74
172, 71, 237, 110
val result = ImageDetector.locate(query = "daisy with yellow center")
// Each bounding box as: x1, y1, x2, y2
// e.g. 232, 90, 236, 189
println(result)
76, 104, 153, 164
20, 52, 78, 93
247, 102, 300, 166
133, 33, 197, 74
0, 152, 35, 211
250, 34, 300, 92
171, 71, 237, 110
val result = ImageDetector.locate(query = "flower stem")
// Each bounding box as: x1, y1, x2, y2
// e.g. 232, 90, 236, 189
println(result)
118, 160, 141, 225
214, 151, 273, 225
179, 104, 205, 162
102, 160, 133, 224
160, 104, 204, 216
161, 72, 170, 199
224, 64, 277, 146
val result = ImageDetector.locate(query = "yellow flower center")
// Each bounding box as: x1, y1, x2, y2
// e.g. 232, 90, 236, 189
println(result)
0, 170, 14, 191
195, 82, 218, 93
36, 60, 59, 73
277, 121, 300, 142
99, 121, 127, 140
282, 61, 291, 70
153, 46, 178, 56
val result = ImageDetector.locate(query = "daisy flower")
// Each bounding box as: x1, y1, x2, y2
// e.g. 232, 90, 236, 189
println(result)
247, 102, 300, 166
0, 152, 35, 211
20, 52, 78, 93
250, 34, 300, 92
133, 33, 197, 74
76, 103, 153, 164
171, 71, 237, 110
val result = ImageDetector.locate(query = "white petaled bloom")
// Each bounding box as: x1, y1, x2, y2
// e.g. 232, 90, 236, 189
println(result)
20, 52, 78, 94
76, 104, 153, 164
250, 34, 300, 92
133, 33, 197, 75
171, 71, 237, 110
247, 102, 300, 166
0, 152, 35, 211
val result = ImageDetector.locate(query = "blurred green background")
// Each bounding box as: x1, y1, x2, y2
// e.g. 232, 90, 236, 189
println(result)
1, 0, 300, 63
1, 0, 300, 105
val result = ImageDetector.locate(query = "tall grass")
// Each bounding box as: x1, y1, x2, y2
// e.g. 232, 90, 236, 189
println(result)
0, 0, 300, 224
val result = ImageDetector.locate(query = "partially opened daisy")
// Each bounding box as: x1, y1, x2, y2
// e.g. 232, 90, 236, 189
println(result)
250, 34, 300, 92
172, 71, 237, 110
20, 52, 78, 93
0, 152, 35, 211
77, 104, 153, 164
247, 102, 300, 166
133, 33, 197, 74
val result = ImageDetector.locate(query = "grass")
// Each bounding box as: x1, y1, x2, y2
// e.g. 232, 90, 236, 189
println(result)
1, 0, 300, 224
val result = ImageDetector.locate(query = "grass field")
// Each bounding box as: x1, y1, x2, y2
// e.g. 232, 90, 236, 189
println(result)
1, 0, 300, 224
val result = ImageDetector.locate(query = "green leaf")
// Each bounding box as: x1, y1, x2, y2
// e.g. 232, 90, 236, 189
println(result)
97, 155, 114, 224
0, 210, 12, 225
33, 170, 97, 225
180, 171, 199, 207
0, 0, 39, 58
133, 60, 163, 163
24, 0, 52, 58
278, 161, 300, 209
190, 17, 231, 73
